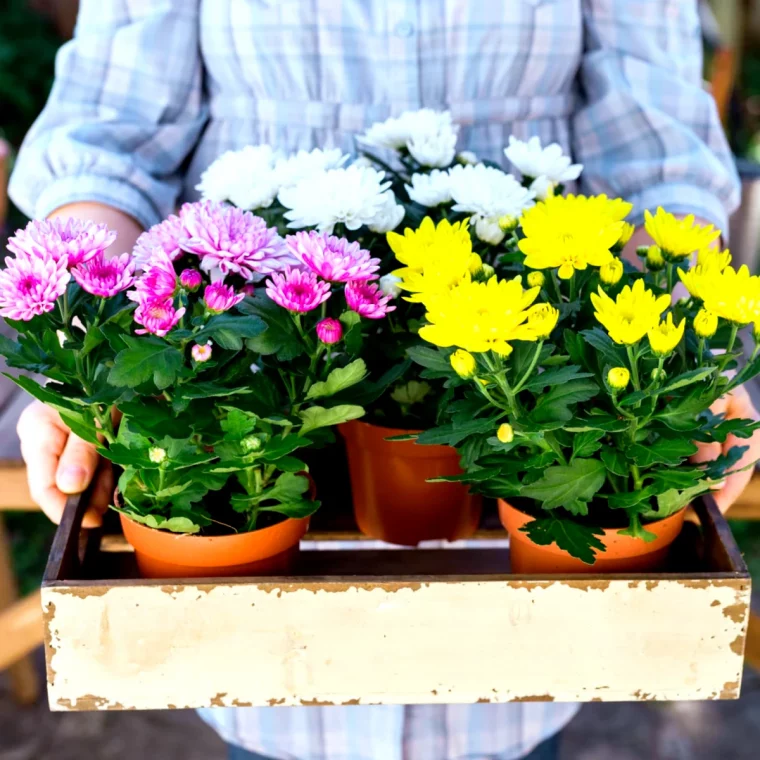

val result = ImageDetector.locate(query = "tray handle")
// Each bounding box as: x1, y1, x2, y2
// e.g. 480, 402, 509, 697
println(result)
43, 479, 100, 583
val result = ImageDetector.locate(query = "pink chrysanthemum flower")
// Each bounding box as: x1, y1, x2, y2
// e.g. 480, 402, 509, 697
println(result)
345, 280, 396, 320
179, 268, 202, 291
132, 213, 184, 270
8, 218, 115, 267
0, 252, 70, 321
191, 343, 212, 363
133, 296, 185, 337
203, 282, 245, 313
285, 231, 380, 283
265, 267, 331, 313
316, 317, 343, 345
71, 251, 135, 298
127, 247, 177, 304
179, 201, 297, 282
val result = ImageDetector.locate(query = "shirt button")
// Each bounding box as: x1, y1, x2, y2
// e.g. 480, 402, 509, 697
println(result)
395, 21, 414, 37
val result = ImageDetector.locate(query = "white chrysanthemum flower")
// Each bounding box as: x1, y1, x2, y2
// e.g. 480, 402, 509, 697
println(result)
449, 163, 535, 220
274, 148, 349, 188
368, 191, 406, 233
504, 136, 582, 183
529, 175, 555, 201
405, 170, 452, 207
196, 145, 281, 210
475, 216, 506, 246
359, 109, 459, 168
278, 164, 391, 233
379, 273, 402, 298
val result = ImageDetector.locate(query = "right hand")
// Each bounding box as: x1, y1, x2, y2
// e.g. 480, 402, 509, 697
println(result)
17, 401, 113, 527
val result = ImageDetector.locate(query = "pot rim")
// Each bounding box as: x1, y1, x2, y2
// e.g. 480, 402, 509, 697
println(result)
339, 419, 459, 458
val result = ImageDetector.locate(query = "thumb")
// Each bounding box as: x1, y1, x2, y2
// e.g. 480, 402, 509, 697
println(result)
55, 432, 100, 495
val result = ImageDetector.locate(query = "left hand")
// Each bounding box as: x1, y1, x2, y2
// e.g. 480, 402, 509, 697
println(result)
691, 384, 760, 513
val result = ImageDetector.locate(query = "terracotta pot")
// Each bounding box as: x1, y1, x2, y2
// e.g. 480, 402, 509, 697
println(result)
340, 420, 482, 546
120, 514, 309, 579
498, 500, 687, 574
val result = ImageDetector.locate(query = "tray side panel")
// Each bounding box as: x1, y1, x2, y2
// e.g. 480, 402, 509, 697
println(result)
42, 577, 750, 711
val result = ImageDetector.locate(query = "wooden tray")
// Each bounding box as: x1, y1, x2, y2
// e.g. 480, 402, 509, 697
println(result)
41, 493, 751, 711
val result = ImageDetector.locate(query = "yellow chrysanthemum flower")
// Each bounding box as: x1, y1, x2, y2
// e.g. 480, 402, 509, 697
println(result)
387, 216, 472, 271
518, 194, 629, 280
527, 271, 545, 288
615, 222, 635, 249
643, 207, 721, 261
697, 265, 760, 326
678, 250, 732, 302
421, 276, 540, 355
648, 313, 685, 356
389, 218, 479, 304
582, 194, 634, 223
591, 279, 670, 345
526, 303, 559, 340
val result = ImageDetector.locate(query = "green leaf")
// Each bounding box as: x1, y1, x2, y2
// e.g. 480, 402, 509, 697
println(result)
628, 438, 698, 467
648, 482, 711, 518
108, 336, 183, 390
520, 458, 606, 509
655, 392, 710, 431
522, 366, 593, 392
3, 373, 77, 412
259, 472, 311, 503
405, 346, 453, 373
415, 416, 496, 446
658, 367, 717, 395
617, 514, 657, 543
390, 380, 431, 406
608, 487, 656, 510
520, 516, 605, 565
600, 447, 629, 477
195, 314, 266, 351
568, 413, 629, 433
259, 499, 321, 519
306, 359, 368, 399
111, 507, 200, 534
529, 379, 599, 425
261, 436, 309, 462
240, 292, 303, 360
299, 404, 365, 435
646, 467, 704, 490
704, 445, 750, 480
697, 416, 760, 444
579, 328, 626, 366
221, 408, 258, 440
572, 430, 604, 460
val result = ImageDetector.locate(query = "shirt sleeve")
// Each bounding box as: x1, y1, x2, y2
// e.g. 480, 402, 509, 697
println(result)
9, 0, 208, 230
571, 0, 740, 234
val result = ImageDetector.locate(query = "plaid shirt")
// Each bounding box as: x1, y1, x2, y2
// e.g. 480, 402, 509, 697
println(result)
9, 1, 739, 758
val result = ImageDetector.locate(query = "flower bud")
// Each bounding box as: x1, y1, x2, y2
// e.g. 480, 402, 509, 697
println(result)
450, 349, 477, 379
241, 435, 262, 453
527, 271, 545, 288
475, 217, 506, 246
456, 151, 479, 166
242, 283, 256, 297
496, 423, 514, 444
616, 222, 635, 249
379, 273, 402, 299
316, 317, 343, 345
191, 343, 212, 363
498, 215, 518, 233
480, 263, 495, 279
645, 245, 665, 271
527, 303, 559, 340
694, 309, 718, 339
636, 245, 650, 259
468, 253, 484, 275
651, 368, 667, 383
149, 446, 167, 465
599, 258, 623, 286
179, 269, 202, 292
607, 367, 630, 391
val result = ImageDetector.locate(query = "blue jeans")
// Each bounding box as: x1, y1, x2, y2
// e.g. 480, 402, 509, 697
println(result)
227, 733, 560, 760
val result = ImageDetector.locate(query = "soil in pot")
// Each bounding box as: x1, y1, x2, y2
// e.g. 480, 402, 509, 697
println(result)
498, 499, 687, 574
340, 419, 482, 546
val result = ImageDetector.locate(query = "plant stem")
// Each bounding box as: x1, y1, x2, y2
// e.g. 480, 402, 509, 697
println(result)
712, 322, 739, 391
630, 462, 643, 491
666, 263, 674, 294
626, 345, 641, 390
569, 274, 577, 303
512, 341, 544, 394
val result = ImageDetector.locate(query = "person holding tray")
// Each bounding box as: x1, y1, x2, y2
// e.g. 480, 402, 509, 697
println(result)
8, 2, 757, 759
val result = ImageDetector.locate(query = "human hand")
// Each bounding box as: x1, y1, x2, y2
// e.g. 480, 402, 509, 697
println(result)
692, 384, 760, 513
17, 401, 113, 527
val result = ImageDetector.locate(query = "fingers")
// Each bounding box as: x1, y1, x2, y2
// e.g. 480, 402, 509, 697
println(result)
56, 430, 100, 495
17, 402, 70, 523
691, 441, 721, 464
714, 467, 753, 513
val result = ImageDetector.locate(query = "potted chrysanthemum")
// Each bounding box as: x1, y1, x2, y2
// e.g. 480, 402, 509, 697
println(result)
403, 200, 760, 572
0, 199, 392, 578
